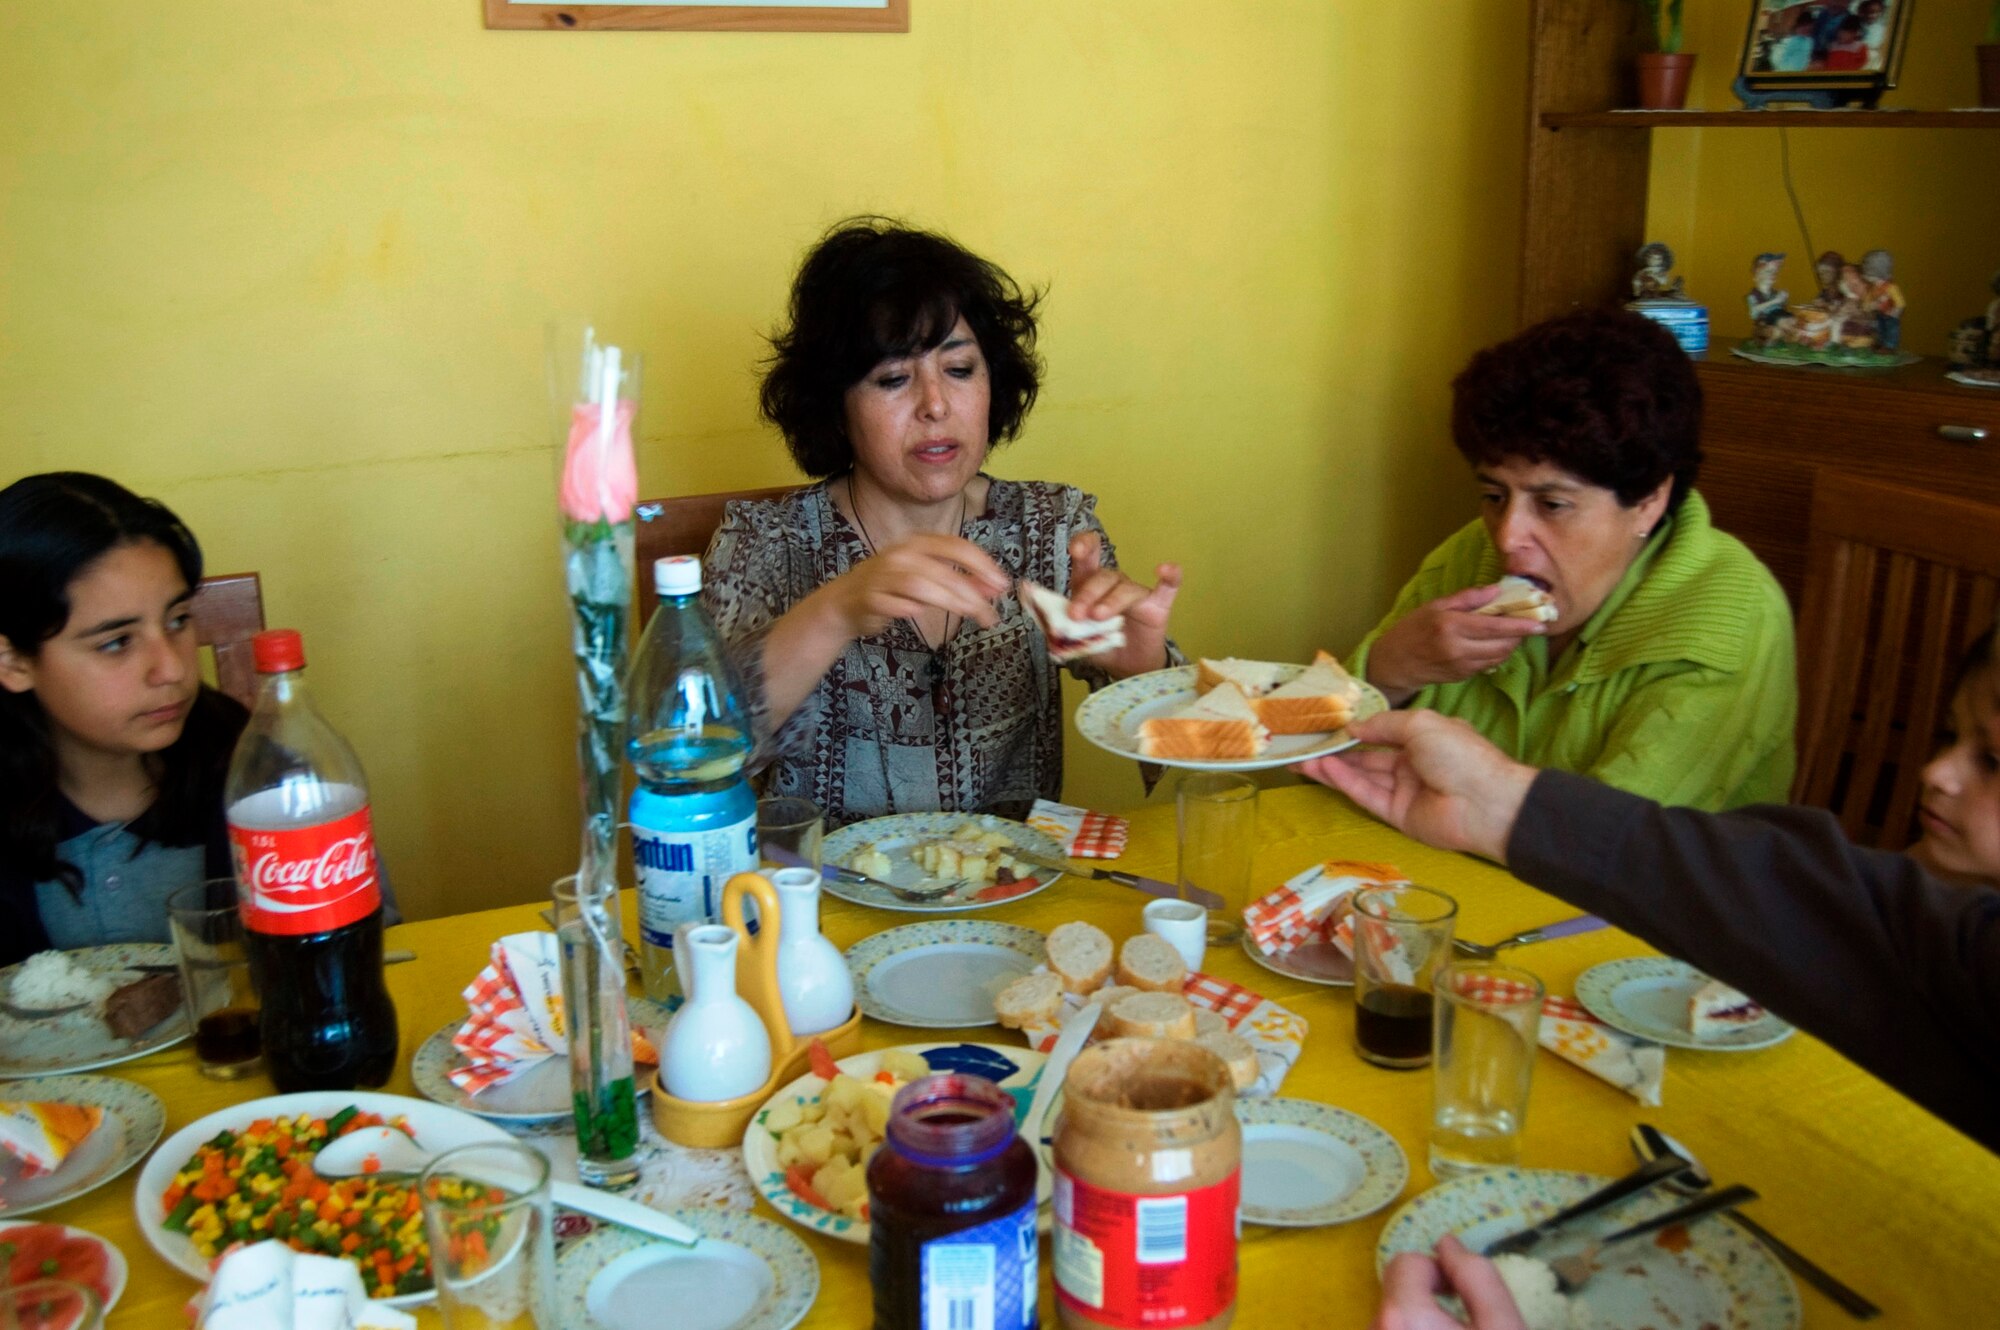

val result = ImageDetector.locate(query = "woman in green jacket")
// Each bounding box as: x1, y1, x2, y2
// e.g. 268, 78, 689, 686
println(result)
1348, 307, 1796, 811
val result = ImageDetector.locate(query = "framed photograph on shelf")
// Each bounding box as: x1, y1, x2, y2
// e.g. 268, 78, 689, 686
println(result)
484, 0, 907, 33
1735, 0, 1913, 107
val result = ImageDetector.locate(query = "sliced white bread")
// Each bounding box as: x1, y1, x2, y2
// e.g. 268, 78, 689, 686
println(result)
1046, 921, 1115, 994
1021, 580, 1126, 662
1474, 575, 1559, 623
1688, 978, 1764, 1039
1192, 1008, 1230, 1040
1116, 934, 1189, 993
1194, 1029, 1259, 1091
1084, 984, 1140, 1014
1255, 650, 1364, 735
1102, 991, 1198, 1041
1138, 681, 1272, 761
993, 971, 1063, 1030
1195, 657, 1289, 697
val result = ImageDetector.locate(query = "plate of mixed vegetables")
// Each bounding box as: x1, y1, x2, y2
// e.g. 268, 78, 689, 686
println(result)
132, 1091, 512, 1307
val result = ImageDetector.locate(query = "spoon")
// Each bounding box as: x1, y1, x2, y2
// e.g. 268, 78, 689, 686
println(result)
314, 1126, 698, 1247
1630, 1123, 1879, 1319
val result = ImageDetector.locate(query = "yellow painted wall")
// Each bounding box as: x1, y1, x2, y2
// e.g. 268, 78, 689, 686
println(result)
1647, 0, 2000, 350
1, 2, 1534, 919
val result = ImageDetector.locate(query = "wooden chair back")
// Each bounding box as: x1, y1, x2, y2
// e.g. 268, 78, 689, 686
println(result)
634, 486, 794, 623
1793, 473, 2000, 849
190, 572, 266, 709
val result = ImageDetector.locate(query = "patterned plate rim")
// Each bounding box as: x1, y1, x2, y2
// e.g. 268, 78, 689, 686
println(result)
743, 1041, 1047, 1246
0, 945, 191, 1078
845, 921, 1047, 1028
0, 1074, 166, 1219
1235, 1098, 1408, 1227
822, 813, 1066, 913
409, 995, 673, 1120
554, 1207, 819, 1330
1574, 957, 1795, 1052
1374, 1167, 1800, 1330
1072, 663, 1389, 773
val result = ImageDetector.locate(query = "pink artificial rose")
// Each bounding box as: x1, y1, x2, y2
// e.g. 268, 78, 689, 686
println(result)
560, 399, 638, 525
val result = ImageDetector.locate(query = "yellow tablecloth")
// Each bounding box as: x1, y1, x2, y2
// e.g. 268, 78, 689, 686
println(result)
42, 786, 2000, 1327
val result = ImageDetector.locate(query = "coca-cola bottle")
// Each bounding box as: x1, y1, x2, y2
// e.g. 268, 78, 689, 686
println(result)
225, 629, 398, 1091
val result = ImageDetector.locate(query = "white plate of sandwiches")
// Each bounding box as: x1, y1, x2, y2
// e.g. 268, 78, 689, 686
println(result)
1574, 958, 1795, 1052
0, 946, 191, 1078
1074, 653, 1390, 772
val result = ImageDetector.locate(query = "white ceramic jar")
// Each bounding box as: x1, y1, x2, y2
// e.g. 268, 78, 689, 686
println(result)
660, 923, 772, 1101
769, 867, 854, 1035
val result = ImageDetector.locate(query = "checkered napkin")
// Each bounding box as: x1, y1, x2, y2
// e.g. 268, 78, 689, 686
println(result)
448, 932, 569, 1095
1027, 799, 1129, 859
1016, 970, 1309, 1099
1538, 995, 1666, 1106
1243, 860, 1407, 957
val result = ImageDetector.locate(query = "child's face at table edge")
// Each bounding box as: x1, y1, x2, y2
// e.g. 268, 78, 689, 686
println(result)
0, 539, 201, 761
1918, 665, 2000, 885
842, 315, 993, 507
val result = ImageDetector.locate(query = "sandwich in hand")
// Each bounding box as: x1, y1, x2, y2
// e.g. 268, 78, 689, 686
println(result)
1195, 657, 1290, 697
1021, 580, 1126, 663
1474, 575, 1558, 623
1257, 650, 1364, 735
1138, 681, 1271, 760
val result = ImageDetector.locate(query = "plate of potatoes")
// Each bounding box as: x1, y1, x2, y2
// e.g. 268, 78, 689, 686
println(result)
740, 1042, 1050, 1244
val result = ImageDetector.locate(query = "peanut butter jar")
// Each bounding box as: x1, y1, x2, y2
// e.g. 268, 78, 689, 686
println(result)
1051, 1038, 1241, 1330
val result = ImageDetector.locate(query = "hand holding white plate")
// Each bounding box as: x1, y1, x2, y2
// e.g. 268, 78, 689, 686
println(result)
1073, 664, 1388, 773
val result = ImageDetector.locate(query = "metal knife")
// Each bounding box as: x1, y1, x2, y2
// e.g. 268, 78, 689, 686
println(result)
1484, 1153, 1691, 1257
1014, 856, 1224, 912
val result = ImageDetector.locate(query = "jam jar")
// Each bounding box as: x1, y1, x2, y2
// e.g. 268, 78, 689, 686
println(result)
867, 1072, 1041, 1330
1051, 1039, 1241, 1330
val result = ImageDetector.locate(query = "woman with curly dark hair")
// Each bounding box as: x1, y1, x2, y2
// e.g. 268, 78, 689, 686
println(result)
703, 218, 1183, 826
1345, 307, 1795, 810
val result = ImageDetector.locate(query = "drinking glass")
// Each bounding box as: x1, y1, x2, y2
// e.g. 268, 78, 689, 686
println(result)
551, 873, 641, 1192
419, 1142, 558, 1329
1, 1280, 101, 1330
1430, 962, 1544, 1178
1350, 883, 1458, 1070
1176, 773, 1258, 943
166, 879, 261, 1079
757, 797, 823, 874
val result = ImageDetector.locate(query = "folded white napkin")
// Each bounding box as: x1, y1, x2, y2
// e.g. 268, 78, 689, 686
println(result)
193, 1240, 417, 1330
450, 932, 569, 1094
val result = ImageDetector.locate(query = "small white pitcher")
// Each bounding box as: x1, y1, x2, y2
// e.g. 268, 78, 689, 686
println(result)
769, 867, 855, 1036
660, 923, 772, 1102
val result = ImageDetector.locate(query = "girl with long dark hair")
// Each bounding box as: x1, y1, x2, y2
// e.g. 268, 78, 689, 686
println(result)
0, 472, 247, 965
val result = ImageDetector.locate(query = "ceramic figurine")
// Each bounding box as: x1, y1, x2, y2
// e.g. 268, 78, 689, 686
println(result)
1746, 252, 1791, 342
1951, 269, 2000, 371
1632, 242, 1690, 301
768, 867, 854, 1036
1811, 250, 1847, 308
660, 922, 773, 1102
1861, 250, 1905, 353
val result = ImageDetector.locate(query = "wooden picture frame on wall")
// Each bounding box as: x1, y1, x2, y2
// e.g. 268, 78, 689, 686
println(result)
483, 0, 908, 32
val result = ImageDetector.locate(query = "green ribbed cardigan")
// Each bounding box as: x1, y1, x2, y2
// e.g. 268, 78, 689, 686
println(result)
1347, 491, 1797, 811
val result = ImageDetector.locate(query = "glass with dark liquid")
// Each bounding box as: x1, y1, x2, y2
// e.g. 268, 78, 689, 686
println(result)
1350, 883, 1457, 1069
166, 880, 263, 1079
866, 1073, 1039, 1330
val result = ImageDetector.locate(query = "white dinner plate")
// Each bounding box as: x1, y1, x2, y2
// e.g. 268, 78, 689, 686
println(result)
555, 1207, 818, 1330
1574, 958, 1795, 1052
0, 1075, 164, 1219
409, 995, 674, 1121
1073, 663, 1389, 772
1237, 1098, 1407, 1227
743, 1042, 1048, 1245
133, 1091, 515, 1308
0, 1221, 129, 1312
1377, 1168, 1799, 1330
1240, 933, 1354, 987
845, 921, 1045, 1027
0, 945, 190, 1078
822, 813, 1065, 912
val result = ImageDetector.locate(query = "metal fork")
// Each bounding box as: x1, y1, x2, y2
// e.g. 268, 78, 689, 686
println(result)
1453, 914, 1606, 960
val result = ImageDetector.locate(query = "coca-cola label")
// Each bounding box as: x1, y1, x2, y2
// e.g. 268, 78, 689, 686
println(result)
229, 805, 382, 935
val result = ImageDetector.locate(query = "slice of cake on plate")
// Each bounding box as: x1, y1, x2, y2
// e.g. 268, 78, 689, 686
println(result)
1688, 977, 1765, 1039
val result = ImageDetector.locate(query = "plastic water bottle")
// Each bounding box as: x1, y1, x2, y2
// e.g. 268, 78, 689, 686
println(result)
626, 555, 758, 1001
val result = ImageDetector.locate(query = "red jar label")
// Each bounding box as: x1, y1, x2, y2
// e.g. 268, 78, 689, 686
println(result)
1052, 1166, 1239, 1328
229, 806, 382, 935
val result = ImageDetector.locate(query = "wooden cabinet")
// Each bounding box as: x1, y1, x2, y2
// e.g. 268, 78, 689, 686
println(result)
1521, 0, 2000, 608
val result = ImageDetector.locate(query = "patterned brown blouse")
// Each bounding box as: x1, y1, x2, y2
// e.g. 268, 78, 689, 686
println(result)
703, 478, 1169, 828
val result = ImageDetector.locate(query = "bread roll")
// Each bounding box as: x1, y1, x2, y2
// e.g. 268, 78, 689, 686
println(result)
1102, 991, 1198, 1041
1046, 922, 1114, 994
1195, 1030, 1259, 1091
993, 972, 1063, 1030
1116, 934, 1189, 993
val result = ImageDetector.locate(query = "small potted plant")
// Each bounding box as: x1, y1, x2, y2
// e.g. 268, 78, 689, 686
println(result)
1633, 0, 1694, 110
1981, 2, 2000, 108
